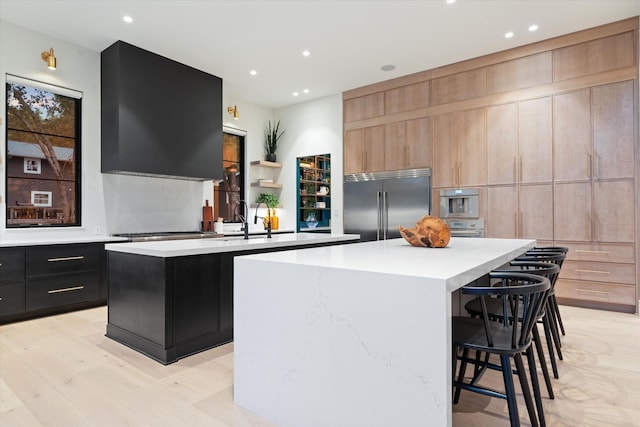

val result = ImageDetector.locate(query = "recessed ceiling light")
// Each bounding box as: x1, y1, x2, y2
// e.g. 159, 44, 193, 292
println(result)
123, 16, 133, 23
249, 70, 257, 76
303, 89, 309, 94
293, 92, 299, 96
302, 50, 310, 57
446, 0, 456, 4
381, 64, 396, 72
529, 24, 538, 32
505, 31, 514, 39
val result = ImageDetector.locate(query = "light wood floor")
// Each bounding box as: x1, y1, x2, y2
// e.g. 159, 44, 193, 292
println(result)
1, 305, 639, 426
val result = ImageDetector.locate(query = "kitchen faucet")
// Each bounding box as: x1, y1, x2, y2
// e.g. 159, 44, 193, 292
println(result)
254, 202, 272, 238
236, 200, 250, 240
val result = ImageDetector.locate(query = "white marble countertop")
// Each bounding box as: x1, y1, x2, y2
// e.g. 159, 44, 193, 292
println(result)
233, 236, 536, 427
236, 237, 536, 292
0, 235, 127, 247
104, 232, 360, 257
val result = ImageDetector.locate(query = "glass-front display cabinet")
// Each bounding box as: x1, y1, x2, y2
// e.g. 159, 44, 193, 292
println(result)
297, 154, 330, 232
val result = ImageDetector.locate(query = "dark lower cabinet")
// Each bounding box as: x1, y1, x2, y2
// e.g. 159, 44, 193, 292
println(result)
0, 242, 107, 324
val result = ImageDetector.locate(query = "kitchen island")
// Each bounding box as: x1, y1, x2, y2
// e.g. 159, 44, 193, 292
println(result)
234, 237, 535, 427
104, 233, 359, 364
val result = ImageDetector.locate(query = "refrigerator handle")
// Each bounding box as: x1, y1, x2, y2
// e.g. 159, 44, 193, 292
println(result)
376, 191, 382, 240
382, 191, 388, 239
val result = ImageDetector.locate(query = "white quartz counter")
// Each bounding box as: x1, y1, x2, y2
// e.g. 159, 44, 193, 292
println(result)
104, 232, 359, 257
234, 237, 535, 427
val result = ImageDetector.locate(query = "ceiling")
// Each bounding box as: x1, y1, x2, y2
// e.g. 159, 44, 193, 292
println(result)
1, 1, 639, 109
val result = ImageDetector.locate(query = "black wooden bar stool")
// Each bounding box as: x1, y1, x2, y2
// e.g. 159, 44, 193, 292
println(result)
453, 272, 551, 427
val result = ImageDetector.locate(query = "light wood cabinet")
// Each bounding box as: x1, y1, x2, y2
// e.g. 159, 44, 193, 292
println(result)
486, 184, 552, 241
554, 182, 592, 241
487, 103, 517, 185
519, 184, 553, 241
384, 82, 429, 115
553, 89, 591, 182
486, 185, 517, 238
344, 129, 364, 174
592, 81, 634, 180
432, 112, 458, 188
593, 180, 635, 243
344, 93, 384, 123
383, 120, 431, 171
519, 97, 552, 183
404, 117, 431, 170
383, 122, 406, 171
433, 109, 486, 188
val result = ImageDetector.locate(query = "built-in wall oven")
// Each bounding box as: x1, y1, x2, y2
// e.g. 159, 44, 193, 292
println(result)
439, 189, 484, 238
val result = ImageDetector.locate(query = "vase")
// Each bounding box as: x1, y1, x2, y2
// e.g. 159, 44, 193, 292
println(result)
266, 153, 276, 162
305, 212, 318, 229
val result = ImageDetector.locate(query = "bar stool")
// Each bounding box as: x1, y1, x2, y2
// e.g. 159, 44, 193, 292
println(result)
453, 271, 551, 427
515, 251, 566, 379
464, 261, 560, 402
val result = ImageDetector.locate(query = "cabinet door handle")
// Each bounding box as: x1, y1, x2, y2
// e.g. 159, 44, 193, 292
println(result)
48, 285, 84, 294
513, 157, 517, 182
575, 269, 609, 275
519, 156, 522, 182
47, 256, 84, 262
587, 153, 592, 179
575, 250, 611, 254
575, 288, 610, 295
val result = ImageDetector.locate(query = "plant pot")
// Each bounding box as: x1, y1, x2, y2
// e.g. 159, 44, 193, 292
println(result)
266, 153, 276, 162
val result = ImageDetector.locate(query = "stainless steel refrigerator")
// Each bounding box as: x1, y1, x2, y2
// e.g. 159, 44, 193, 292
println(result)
344, 169, 431, 241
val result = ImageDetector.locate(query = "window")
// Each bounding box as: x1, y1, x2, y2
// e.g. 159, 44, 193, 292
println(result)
215, 130, 245, 222
5, 77, 81, 227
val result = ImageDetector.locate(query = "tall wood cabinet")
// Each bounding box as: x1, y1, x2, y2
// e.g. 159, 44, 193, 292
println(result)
343, 18, 638, 312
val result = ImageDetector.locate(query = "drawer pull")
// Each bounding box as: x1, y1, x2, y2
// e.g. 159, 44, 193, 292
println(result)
47, 256, 85, 262
575, 250, 611, 255
48, 285, 84, 294
575, 288, 610, 295
575, 269, 609, 275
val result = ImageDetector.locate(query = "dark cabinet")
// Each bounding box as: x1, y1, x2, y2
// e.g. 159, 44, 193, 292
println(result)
0, 247, 26, 317
1, 242, 106, 324
101, 40, 223, 180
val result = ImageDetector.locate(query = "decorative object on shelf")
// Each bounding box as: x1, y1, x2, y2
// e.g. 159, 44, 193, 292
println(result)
227, 105, 239, 120
398, 215, 451, 248
318, 186, 329, 195
305, 212, 318, 229
41, 47, 56, 70
264, 120, 284, 162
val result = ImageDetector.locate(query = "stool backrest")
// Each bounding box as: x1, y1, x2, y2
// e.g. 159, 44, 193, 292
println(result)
516, 251, 567, 274
462, 272, 550, 350
503, 260, 560, 290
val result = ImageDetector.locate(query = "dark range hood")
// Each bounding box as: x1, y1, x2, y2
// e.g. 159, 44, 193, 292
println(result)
101, 40, 222, 181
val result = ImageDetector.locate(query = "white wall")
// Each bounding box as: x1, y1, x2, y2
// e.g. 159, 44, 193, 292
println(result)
0, 20, 343, 239
275, 94, 344, 232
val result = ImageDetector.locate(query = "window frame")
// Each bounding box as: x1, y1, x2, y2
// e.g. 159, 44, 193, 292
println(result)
5, 76, 82, 228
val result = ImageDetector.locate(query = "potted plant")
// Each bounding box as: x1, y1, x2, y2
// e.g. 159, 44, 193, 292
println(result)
264, 120, 284, 162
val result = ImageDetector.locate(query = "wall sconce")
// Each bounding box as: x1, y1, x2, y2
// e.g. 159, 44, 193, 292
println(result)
41, 47, 57, 70
227, 105, 239, 120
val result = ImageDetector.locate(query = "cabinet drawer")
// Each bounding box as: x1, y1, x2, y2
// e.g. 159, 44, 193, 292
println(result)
26, 271, 100, 311
0, 280, 25, 317
555, 279, 635, 306
559, 260, 635, 285
26, 244, 101, 277
0, 247, 25, 281
556, 241, 635, 264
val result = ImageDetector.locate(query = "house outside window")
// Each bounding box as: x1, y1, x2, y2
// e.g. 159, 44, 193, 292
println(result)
5, 78, 81, 227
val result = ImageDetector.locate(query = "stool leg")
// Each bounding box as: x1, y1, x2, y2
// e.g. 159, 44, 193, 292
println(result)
454, 347, 469, 404
551, 294, 566, 336
526, 346, 546, 427
542, 311, 559, 379
532, 324, 554, 399
501, 355, 521, 427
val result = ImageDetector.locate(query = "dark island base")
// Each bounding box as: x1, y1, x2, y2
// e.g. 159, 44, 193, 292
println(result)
106, 323, 232, 365
106, 239, 357, 364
